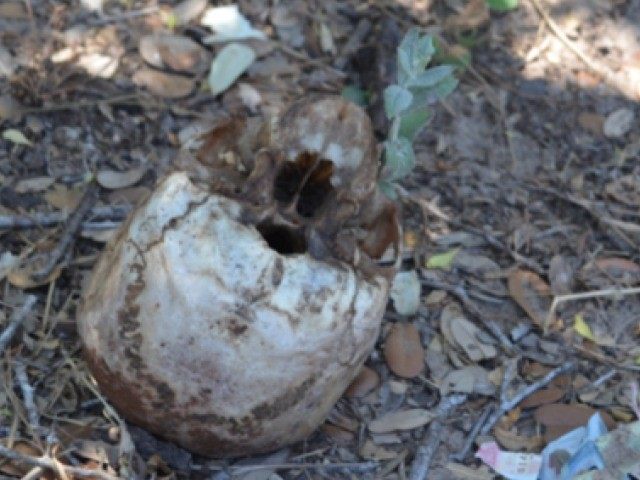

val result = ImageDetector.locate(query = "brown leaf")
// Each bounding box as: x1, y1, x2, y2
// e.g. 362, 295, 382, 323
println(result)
139, 34, 209, 74
132, 68, 195, 98
580, 257, 640, 288
383, 322, 424, 378
508, 269, 553, 328
321, 424, 355, 445
519, 387, 565, 408
577, 112, 604, 136
445, 0, 489, 30
44, 184, 83, 210
344, 365, 379, 398
534, 403, 616, 442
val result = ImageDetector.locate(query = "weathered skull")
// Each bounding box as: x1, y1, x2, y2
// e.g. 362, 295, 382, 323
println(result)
78, 96, 399, 457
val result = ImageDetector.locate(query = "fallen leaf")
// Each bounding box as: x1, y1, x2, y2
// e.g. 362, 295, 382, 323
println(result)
139, 34, 209, 74
171, 0, 207, 25
519, 387, 565, 409
14, 176, 54, 193
96, 166, 147, 189
390, 270, 421, 315
368, 409, 435, 433
605, 175, 640, 207
580, 257, 640, 288
76, 53, 119, 79
133, 68, 195, 98
426, 248, 458, 269
603, 108, 634, 138
508, 269, 553, 328
344, 365, 379, 398
0, 252, 19, 282
548, 254, 575, 295
534, 403, 615, 442
573, 314, 595, 342
577, 112, 604, 136
107, 186, 151, 206
321, 424, 354, 445
2, 128, 32, 146
383, 322, 424, 378
45, 184, 83, 210
359, 439, 398, 460
440, 366, 495, 396
445, 0, 489, 30
201, 4, 266, 43
449, 316, 497, 361
208, 43, 256, 96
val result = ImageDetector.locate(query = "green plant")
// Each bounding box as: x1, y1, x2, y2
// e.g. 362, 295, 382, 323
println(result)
379, 28, 458, 198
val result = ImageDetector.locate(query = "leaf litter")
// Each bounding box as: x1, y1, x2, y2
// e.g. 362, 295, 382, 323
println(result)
1, 0, 640, 479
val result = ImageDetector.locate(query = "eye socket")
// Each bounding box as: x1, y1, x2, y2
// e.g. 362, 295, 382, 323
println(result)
272, 152, 335, 218
256, 222, 307, 255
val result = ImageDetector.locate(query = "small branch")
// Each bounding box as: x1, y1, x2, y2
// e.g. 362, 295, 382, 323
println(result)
481, 361, 575, 434
409, 394, 467, 480
229, 461, 379, 475
0, 205, 130, 230
546, 286, 640, 331
0, 444, 119, 480
32, 184, 99, 282
449, 403, 493, 463
0, 295, 37, 356
14, 360, 40, 436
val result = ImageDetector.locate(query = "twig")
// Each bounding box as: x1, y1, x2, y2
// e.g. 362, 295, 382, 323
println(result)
229, 461, 378, 474
577, 368, 617, 394
0, 295, 37, 356
0, 205, 130, 229
546, 286, 640, 331
481, 361, 575, 434
86, 5, 159, 25
14, 361, 40, 436
409, 394, 467, 480
529, 0, 638, 100
32, 184, 99, 281
449, 403, 493, 462
0, 444, 119, 480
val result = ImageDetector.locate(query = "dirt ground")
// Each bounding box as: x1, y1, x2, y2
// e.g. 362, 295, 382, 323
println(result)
1, 0, 640, 479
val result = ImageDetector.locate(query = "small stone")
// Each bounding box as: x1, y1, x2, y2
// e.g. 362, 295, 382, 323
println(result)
603, 108, 634, 138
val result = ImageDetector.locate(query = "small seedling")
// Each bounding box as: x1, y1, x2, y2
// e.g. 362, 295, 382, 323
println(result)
379, 28, 458, 198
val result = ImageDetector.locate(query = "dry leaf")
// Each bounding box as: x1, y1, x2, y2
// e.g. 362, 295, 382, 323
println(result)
383, 322, 424, 378
139, 34, 209, 74
96, 166, 147, 189
519, 387, 565, 408
580, 257, 640, 288
45, 184, 83, 210
132, 68, 195, 98
8, 259, 61, 288
390, 270, 421, 315
445, 0, 490, 30
107, 186, 151, 206
77, 53, 119, 78
344, 365, 379, 398
14, 176, 54, 193
359, 439, 398, 460
548, 254, 575, 295
440, 366, 495, 396
577, 112, 604, 136
603, 108, 634, 138
605, 175, 640, 207
534, 403, 616, 442
321, 424, 354, 445
368, 409, 435, 433
449, 316, 497, 361
508, 269, 553, 328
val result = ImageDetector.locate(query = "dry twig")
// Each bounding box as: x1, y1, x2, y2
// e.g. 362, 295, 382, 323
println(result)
0, 444, 119, 480
481, 361, 575, 434
14, 361, 40, 436
409, 394, 467, 480
0, 205, 130, 230
0, 296, 37, 356
449, 403, 493, 463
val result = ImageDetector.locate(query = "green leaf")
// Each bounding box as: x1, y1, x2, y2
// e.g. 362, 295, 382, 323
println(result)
486, 0, 518, 11
410, 76, 459, 106
397, 28, 435, 83
426, 248, 459, 269
383, 85, 413, 118
573, 314, 596, 342
341, 85, 369, 107
407, 65, 455, 88
384, 137, 415, 181
398, 108, 433, 141
2, 129, 32, 147
207, 43, 256, 97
